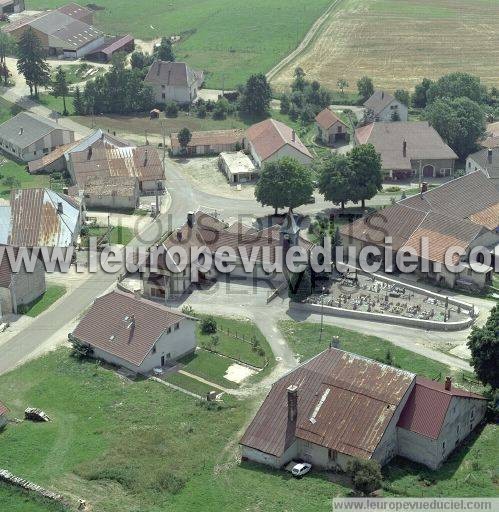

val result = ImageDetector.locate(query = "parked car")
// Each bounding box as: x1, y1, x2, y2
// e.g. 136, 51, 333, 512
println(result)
290, 462, 312, 478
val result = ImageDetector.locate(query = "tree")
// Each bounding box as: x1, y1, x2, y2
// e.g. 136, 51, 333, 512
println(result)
17, 28, 50, 97
357, 76, 374, 102
177, 127, 192, 154
291, 67, 307, 92
154, 37, 175, 62
3, 176, 21, 189
288, 266, 312, 302
426, 72, 486, 104
394, 89, 409, 106
0, 62, 10, 86
213, 97, 229, 119
411, 78, 432, 108
130, 51, 153, 69
73, 85, 85, 115
337, 78, 349, 95
254, 157, 314, 214
200, 316, 217, 334
348, 144, 382, 208
468, 305, 498, 389
347, 458, 382, 495
424, 97, 485, 159
280, 94, 291, 114
317, 153, 352, 210
0, 32, 14, 85
52, 66, 70, 115
239, 73, 272, 116
165, 101, 179, 117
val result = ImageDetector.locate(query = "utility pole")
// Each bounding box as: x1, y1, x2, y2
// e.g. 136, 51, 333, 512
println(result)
160, 119, 166, 164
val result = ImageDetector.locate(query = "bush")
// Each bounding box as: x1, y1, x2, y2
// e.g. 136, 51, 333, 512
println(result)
165, 101, 179, 117
200, 316, 217, 334
384, 185, 401, 193
347, 458, 382, 495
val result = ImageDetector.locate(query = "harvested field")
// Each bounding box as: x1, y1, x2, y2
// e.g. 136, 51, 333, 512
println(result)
271, 0, 499, 92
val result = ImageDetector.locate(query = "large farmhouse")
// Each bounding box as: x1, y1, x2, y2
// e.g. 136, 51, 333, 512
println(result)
340, 172, 499, 289
364, 90, 408, 122
0, 112, 74, 162
245, 119, 313, 167
240, 347, 486, 471
145, 61, 204, 105
355, 121, 457, 180
70, 290, 197, 374
466, 147, 499, 191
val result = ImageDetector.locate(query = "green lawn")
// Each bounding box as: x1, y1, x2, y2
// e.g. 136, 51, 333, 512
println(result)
37, 93, 75, 116
0, 96, 22, 123
82, 225, 135, 246
0, 483, 67, 512
164, 371, 224, 396
52, 63, 104, 86
279, 320, 483, 391
194, 313, 271, 368
0, 159, 51, 198
179, 349, 239, 389
20, 285, 66, 318
28, 0, 332, 88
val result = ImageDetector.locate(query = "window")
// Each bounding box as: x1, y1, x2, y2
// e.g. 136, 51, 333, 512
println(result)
174, 322, 180, 330
162, 93, 166, 100
167, 327, 171, 334
152, 345, 156, 354
442, 442, 446, 452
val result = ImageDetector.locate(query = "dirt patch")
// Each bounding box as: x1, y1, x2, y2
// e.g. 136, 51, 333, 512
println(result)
223, 363, 257, 384
135, 38, 161, 54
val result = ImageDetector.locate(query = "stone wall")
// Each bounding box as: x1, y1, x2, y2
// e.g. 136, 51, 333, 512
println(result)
0, 469, 66, 505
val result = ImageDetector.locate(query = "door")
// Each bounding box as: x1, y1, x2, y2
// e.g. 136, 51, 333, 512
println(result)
161, 356, 165, 367
423, 164, 434, 177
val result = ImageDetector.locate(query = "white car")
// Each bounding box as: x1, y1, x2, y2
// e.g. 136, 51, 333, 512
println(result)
291, 462, 312, 478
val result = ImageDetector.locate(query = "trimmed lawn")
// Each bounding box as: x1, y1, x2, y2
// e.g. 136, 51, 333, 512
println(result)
82, 226, 135, 246
21, 285, 66, 318
179, 349, 239, 389
195, 313, 271, 368
279, 320, 483, 391
0, 96, 22, 123
0, 158, 51, 198
37, 93, 75, 116
165, 371, 223, 396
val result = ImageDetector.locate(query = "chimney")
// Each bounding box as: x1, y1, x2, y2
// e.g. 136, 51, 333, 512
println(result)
291, 130, 296, 142
444, 376, 452, 391
402, 139, 407, 158
57, 202, 63, 214
488, 148, 493, 165
87, 146, 92, 160
187, 211, 195, 228
330, 336, 340, 349
421, 181, 428, 193
143, 149, 148, 167
287, 385, 298, 422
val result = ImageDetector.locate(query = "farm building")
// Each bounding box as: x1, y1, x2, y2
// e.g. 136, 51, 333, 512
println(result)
86, 34, 135, 62
145, 60, 204, 105
78, 176, 139, 210
466, 148, 499, 191
0, 245, 46, 315
364, 90, 408, 122
0, 112, 74, 162
0, 188, 82, 248
70, 290, 197, 374
3, 4, 104, 58
354, 121, 457, 180
218, 151, 257, 183
240, 347, 486, 471
0, 0, 24, 15
245, 119, 313, 167
170, 129, 244, 156
340, 172, 499, 289
142, 210, 314, 302
0, 401, 8, 428
315, 107, 349, 146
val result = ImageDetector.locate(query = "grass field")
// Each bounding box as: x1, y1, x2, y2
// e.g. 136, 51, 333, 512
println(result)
179, 350, 239, 389
81, 225, 135, 246
272, 0, 499, 92
28, 0, 332, 89
21, 285, 66, 317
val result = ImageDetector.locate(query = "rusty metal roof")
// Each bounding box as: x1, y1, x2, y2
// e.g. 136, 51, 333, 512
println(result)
240, 348, 414, 459
397, 376, 486, 439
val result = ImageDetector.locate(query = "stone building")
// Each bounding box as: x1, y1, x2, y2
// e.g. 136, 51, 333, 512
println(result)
364, 91, 408, 122
466, 147, 499, 191
315, 107, 349, 146
240, 347, 486, 471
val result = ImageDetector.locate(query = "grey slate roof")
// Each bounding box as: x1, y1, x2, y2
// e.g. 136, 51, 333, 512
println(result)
468, 148, 499, 180
0, 112, 71, 149
145, 61, 203, 87
364, 90, 397, 115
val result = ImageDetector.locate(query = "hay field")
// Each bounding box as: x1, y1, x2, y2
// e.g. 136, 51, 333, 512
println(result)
271, 0, 499, 92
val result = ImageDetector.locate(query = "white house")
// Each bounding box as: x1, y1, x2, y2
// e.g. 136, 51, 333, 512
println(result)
364, 91, 408, 122
145, 61, 204, 105
240, 347, 486, 471
245, 119, 313, 167
70, 290, 197, 374
466, 147, 499, 191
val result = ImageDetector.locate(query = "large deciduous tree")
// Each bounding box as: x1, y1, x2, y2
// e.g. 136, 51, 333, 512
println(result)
317, 154, 352, 210
254, 157, 314, 214
154, 37, 175, 62
357, 76, 374, 102
239, 73, 272, 116
177, 127, 192, 154
17, 28, 50, 97
411, 78, 432, 108
424, 97, 485, 159
426, 72, 487, 104
468, 305, 498, 389
348, 144, 382, 208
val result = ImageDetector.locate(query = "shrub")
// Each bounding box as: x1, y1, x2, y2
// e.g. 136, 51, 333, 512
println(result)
165, 101, 179, 117
385, 185, 401, 192
347, 458, 382, 495
200, 316, 217, 334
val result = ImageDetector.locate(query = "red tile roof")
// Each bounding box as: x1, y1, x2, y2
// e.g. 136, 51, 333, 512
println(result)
72, 290, 192, 367
246, 119, 313, 162
315, 108, 346, 130
240, 348, 414, 459
397, 377, 485, 439
170, 129, 243, 150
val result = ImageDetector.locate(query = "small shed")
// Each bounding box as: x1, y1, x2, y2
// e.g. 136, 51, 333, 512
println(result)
219, 151, 257, 183
86, 34, 134, 62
